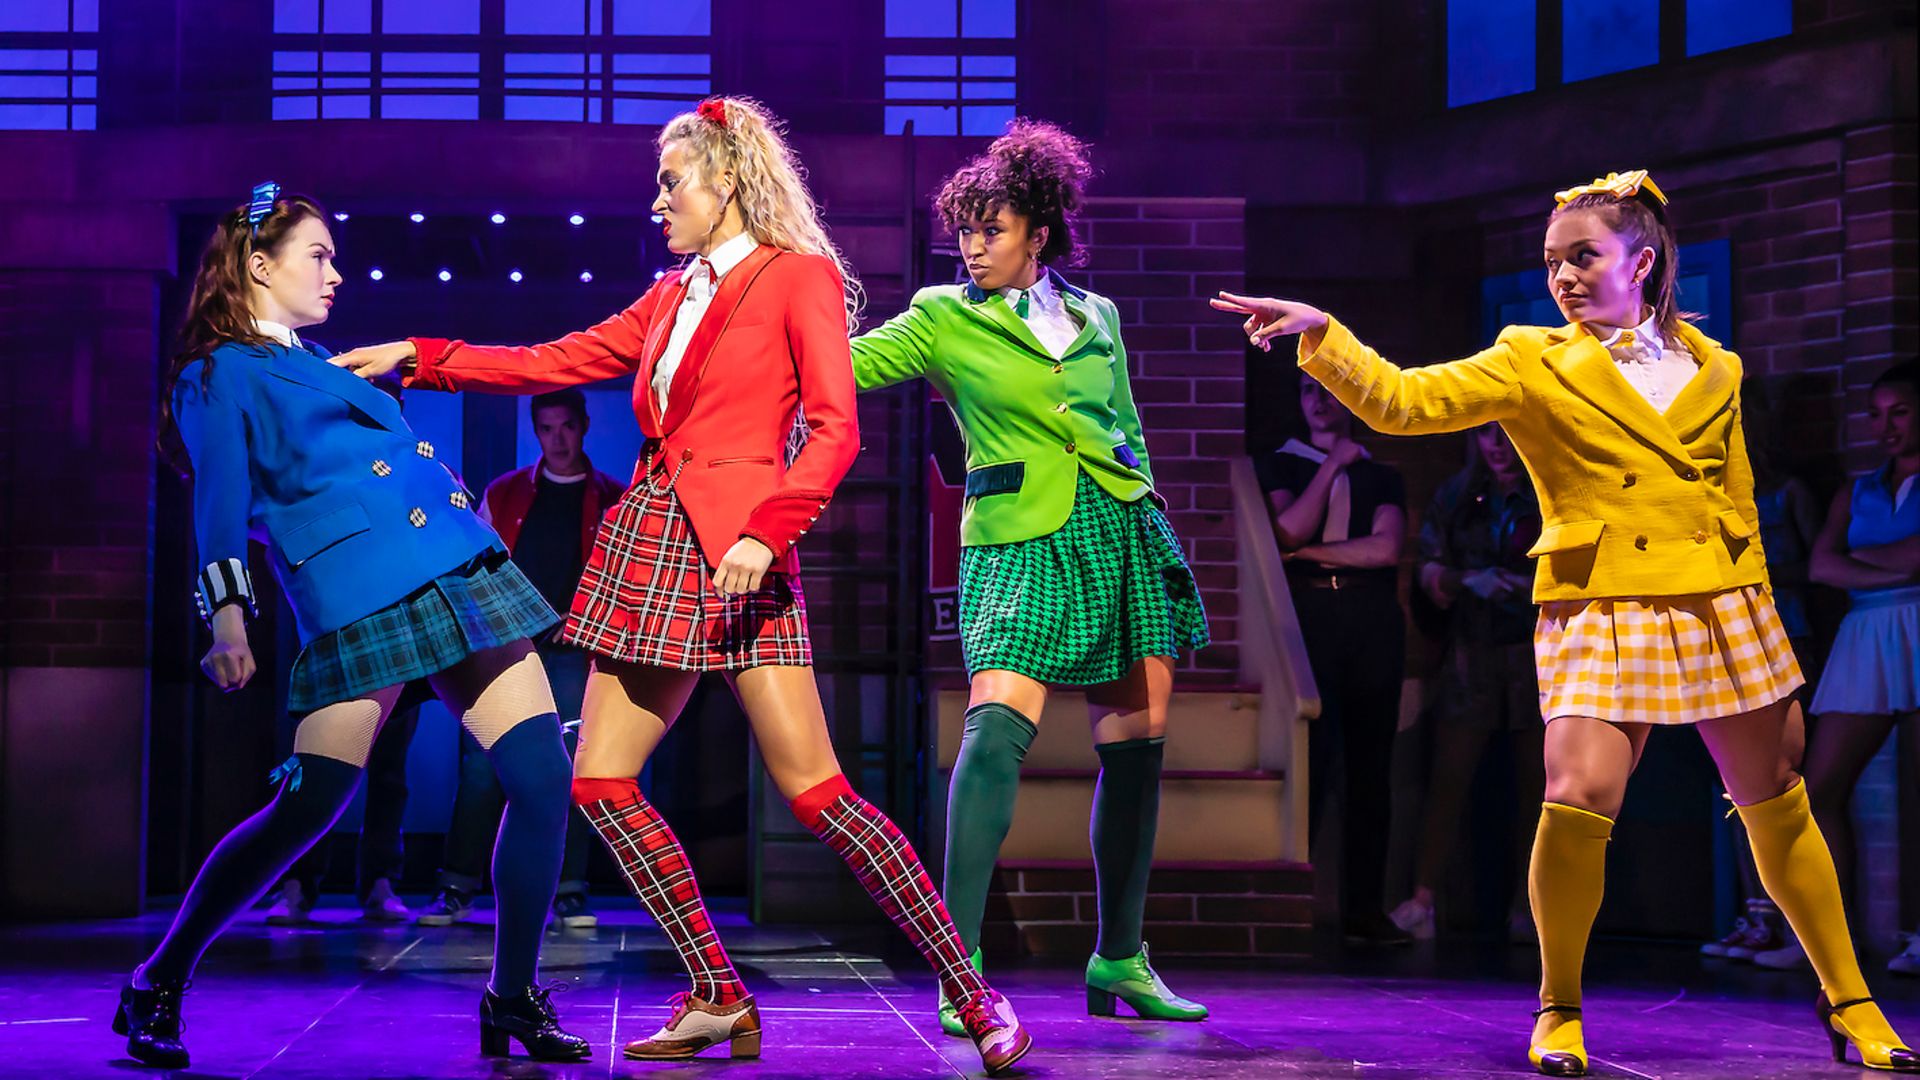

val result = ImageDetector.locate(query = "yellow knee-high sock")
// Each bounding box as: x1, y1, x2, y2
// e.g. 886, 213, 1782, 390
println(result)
1527, 802, 1613, 1069
1738, 778, 1910, 1059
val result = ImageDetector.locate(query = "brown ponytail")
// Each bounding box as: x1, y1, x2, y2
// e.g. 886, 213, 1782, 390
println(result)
158, 192, 328, 476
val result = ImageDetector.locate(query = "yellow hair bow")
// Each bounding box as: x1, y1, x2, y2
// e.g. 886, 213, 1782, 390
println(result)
1554, 169, 1668, 210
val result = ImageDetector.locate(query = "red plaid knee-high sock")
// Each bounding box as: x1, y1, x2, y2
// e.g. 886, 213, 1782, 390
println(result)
792, 775, 989, 1007
572, 778, 748, 1005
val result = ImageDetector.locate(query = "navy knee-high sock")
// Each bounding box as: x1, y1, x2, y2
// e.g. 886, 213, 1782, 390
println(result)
484, 714, 571, 995
139, 754, 363, 986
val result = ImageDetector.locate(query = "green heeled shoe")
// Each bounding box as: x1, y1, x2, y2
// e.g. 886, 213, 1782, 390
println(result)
1085, 943, 1208, 1021
936, 948, 985, 1038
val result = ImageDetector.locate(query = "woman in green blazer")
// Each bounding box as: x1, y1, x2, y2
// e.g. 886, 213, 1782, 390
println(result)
852, 120, 1210, 1033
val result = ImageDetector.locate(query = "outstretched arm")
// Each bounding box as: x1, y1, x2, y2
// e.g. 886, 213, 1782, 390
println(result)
849, 293, 938, 392
332, 283, 672, 393
1211, 292, 1525, 434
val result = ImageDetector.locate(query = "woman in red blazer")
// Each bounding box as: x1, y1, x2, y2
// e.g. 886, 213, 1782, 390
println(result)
335, 97, 1030, 1074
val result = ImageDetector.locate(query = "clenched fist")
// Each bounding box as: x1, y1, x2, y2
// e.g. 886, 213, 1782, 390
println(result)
712, 537, 775, 597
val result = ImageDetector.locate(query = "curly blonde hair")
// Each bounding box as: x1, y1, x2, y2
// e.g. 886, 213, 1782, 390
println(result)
659, 97, 862, 331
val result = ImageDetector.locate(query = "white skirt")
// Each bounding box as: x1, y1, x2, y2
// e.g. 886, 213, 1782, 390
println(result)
1810, 587, 1920, 716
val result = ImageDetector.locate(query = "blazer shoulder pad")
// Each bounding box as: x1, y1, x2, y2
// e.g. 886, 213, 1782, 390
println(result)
910, 282, 967, 307
179, 343, 268, 397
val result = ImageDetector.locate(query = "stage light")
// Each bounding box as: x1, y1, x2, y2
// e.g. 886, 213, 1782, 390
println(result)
410, 212, 426, 223
369, 267, 384, 281
568, 213, 585, 226
490, 213, 507, 225
333, 212, 350, 222
653, 269, 665, 280
650, 214, 663, 224
509, 269, 523, 283
578, 270, 594, 283
438, 268, 452, 282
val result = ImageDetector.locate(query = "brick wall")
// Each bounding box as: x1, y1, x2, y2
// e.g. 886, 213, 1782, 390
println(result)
1078, 197, 1247, 681
0, 271, 159, 669
1101, 0, 1379, 139
982, 863, 1314, 959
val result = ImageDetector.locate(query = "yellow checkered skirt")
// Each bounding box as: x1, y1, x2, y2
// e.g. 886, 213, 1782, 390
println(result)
1534, 585, 1804, 726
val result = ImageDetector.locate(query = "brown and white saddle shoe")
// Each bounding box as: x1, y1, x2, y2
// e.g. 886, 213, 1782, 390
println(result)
958, 988, 1034, 1075
623, 992, 762, 1060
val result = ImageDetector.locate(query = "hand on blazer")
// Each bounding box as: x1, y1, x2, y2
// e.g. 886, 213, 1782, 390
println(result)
201, 605, 256, 692
332, 340, 418, 380
1210, 292, 1330, 352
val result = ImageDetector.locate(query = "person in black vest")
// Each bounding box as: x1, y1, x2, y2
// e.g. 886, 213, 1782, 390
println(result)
416, 389, 626, 930
1256, 372, 1413, 946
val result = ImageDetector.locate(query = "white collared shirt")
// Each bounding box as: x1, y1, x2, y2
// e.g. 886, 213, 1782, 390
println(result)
654, 231, 759, 415
254, 318, 302, 350
1596, 311, 1697, 413
999, 272, 1082, 360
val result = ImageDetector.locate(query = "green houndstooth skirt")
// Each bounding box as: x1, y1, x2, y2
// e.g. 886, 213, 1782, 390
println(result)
958, 470, 1210, 684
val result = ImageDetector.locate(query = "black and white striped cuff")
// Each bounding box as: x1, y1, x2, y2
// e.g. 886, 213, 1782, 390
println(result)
194, 557, 258, 624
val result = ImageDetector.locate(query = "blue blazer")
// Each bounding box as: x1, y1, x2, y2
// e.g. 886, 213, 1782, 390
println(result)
177, 338, 503, 643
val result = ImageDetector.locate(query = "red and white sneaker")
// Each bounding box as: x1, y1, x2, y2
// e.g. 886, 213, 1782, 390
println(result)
623, 993, 761, 1060
958, 989, 1032, 1075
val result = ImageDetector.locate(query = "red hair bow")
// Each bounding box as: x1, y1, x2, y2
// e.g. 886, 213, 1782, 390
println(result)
696, 99, 728, 128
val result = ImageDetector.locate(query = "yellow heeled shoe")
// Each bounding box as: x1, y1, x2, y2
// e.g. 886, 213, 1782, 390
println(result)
1529, 1005, 1588, 1077
1819, 994, 1920, 1072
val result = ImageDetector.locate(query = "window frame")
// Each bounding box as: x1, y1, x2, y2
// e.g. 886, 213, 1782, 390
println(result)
270, 0, 713, 123
1440, 0, 1791, 110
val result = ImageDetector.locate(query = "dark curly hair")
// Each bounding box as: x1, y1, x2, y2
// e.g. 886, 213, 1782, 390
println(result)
935, 118, 1093, 267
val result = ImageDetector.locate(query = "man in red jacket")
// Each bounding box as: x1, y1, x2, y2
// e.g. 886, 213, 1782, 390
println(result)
417, 389, 625, 930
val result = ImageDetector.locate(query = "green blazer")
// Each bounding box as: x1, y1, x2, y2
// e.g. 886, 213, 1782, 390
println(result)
851, 271, 1155, 547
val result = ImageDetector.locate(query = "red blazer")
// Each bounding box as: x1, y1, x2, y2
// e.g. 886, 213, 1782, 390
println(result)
480, 457, 628, 563
407, 246, 857, 575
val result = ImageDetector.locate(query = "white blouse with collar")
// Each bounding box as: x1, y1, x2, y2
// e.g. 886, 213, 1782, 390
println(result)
1595, 311, 1698, 413
998, 272, 1082, 360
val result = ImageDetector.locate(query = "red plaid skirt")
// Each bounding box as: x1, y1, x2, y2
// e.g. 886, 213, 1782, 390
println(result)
561, 474, 811, 670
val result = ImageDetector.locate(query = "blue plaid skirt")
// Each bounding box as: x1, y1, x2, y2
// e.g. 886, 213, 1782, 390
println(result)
287, 548, 559, 713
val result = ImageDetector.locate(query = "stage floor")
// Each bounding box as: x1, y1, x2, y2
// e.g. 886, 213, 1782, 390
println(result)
2, 898, 1915, 1078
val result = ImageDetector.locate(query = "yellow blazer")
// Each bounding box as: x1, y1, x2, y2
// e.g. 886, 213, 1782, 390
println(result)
1298, 315, 1766, 603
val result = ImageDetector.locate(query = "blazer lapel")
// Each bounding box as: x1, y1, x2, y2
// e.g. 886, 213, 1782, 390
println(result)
636, 271, 691, 433
1659, 321, 1738, 443
265, 344, 409, 433
960, 283, 1056, 361
1540, 326, 1697, 470
658, 244, 781, 434
1057, 290, 1112, 361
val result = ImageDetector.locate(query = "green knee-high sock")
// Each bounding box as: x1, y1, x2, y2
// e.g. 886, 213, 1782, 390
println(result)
943, 702, 1037, 954
1092, 736, 1165, 961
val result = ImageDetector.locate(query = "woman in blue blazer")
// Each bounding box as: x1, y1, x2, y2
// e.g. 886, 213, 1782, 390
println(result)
115, 187, 588, 1068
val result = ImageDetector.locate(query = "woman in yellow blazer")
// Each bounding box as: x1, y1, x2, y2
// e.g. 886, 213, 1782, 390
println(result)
1213, 172, 1915, 1076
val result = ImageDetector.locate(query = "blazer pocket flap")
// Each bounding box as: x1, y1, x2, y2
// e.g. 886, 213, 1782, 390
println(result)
965, 461, 1027, 499
1718, 511, 1757, 539
1526, 519, 1606, 556
279, 503, 373, 567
